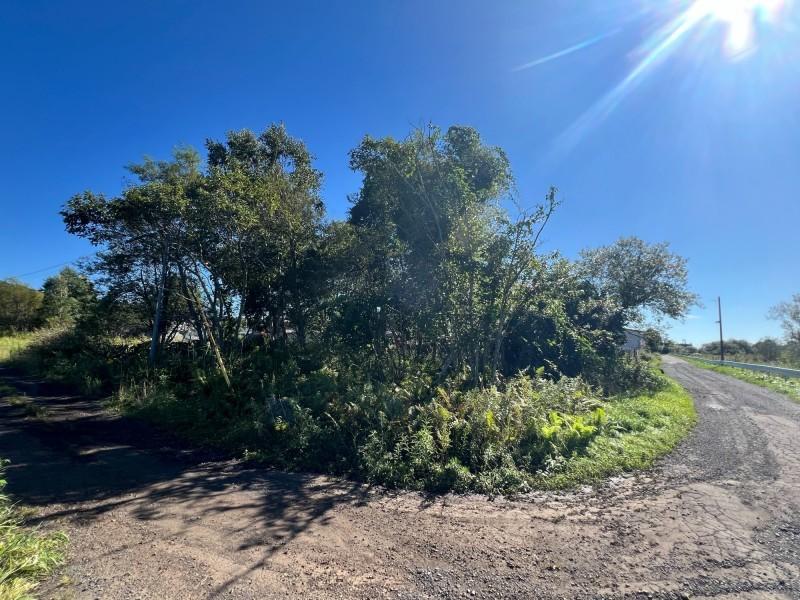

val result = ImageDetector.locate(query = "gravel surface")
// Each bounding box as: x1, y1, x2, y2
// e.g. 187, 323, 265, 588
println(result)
0, 355, 798, 599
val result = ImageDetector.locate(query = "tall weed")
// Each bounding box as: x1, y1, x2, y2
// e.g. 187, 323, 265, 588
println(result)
0, 462, 67, 600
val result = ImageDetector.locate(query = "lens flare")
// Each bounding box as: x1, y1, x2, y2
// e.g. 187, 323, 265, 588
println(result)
544, 0, 793, 158
697, 0, 788, 56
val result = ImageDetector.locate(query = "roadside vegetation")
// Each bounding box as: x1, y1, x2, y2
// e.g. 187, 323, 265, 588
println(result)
684, 357, 800, 403
666, 297, 800, 369
0, 337, 33, 364
690, 338, 800, 369
0, 459, 66, 600
1, 123, 702, 494
535, 371, 696, 489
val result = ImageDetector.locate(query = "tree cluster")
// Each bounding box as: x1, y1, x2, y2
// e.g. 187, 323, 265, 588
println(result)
5, 124, 701, 491
58, 124, 696, 389
0, 268, 94, 333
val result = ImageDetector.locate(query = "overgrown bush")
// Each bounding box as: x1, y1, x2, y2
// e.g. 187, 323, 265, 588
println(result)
7, 123, 702, 495
15, 323, 688, 494
14, 315, 690, 494
359, 375, 609, 492
105, 344, 618, 493
590, 353, 666, 395
8, 328, 123, 396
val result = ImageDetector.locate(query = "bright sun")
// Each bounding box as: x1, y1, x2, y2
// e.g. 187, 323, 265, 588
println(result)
537, 0, 794, 155
695, 0, 787, 56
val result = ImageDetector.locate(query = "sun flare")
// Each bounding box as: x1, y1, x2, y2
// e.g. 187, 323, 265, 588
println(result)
694, 0, 788, 56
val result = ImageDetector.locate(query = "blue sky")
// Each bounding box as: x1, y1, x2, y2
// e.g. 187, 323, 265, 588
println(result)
1, 0, 798, 345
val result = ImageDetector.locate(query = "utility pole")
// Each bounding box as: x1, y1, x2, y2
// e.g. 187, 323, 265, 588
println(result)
716, 296, 725, 363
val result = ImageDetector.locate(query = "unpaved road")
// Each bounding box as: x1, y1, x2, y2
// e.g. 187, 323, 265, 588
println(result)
1, 355, 798, 599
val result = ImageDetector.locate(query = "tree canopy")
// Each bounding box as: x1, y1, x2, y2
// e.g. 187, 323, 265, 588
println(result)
0, 279, 42, 333
579, 236, 698, 324
56, 123, 703, 386
40, 268, 96, 326
770, 294, 800, 344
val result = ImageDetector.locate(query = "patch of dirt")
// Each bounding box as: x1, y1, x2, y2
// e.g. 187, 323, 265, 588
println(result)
1, 356, 798, 599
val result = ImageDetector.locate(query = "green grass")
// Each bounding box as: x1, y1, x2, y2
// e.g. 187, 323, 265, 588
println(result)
0, 464, 67, 600
534, 376, 697, 489
0, 337, 68, 598
693, 353, 800, 370
0, 336, 33, 364
685, 357, 800, 403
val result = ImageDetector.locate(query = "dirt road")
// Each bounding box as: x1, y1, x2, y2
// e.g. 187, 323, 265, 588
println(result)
1, 356, 798, 599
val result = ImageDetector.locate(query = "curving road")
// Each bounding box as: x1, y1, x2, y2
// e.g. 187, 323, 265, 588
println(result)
0, 356, 798, 599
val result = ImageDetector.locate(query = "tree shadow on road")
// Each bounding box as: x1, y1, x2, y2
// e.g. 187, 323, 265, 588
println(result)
0, 368, 373, 596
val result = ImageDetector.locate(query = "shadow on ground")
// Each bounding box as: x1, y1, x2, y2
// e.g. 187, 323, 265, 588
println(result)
0, 366, 371, 595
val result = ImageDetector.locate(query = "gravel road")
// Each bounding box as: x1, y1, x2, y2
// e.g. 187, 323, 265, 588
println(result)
1, 355, 798, 599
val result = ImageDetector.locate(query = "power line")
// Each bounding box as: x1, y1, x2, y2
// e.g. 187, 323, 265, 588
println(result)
2, 253, 97, 281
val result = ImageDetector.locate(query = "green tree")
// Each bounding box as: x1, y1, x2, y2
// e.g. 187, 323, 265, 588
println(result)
198, 124, 325, 348
61, 125, 324, 372
642, 328, 665, 353
579, 237, 698, 324
342, 125, 556, 384
39, 267, 96, 326
501, 258, 624, 378
0, 279, 43, 333
753, 337, 781, 362
62, 147, 201, 365
769, 294, 800, 344
700, 339, 752, 356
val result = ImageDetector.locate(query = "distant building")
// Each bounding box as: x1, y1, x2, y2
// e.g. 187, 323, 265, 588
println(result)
622, 329, 646, 357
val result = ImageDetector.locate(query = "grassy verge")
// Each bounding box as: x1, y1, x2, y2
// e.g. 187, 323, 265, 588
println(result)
120, 364, 697, 493
0, 336, 33, 364
684, 357, 800, 403
534, 375, 697, 489
693, 353, 800, 370
0, 463, 67, 600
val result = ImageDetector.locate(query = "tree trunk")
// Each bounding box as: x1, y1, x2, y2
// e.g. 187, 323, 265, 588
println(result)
190, 287, 231, 389
178, 263, 205, 345
148, 248, 169, 367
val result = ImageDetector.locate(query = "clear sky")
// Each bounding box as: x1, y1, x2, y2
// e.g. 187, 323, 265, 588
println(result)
1, 0, 798, 345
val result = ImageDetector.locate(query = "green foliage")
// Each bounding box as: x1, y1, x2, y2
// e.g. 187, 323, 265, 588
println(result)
341, 125, 562, 385
16, 306, 693, 495
39, 268, 96, 327
0, 336, 33, 364
534, 376, 696, 489
7, 328, 120, 396
685, 358, 800, 403
579, 236, 698, 324
691, 337, 800, 369
594, 354, 666, 395
359, 375, 611, 493
0, 282, 42, 334
770, 293, 800, 344
9, 122, 702, 495
0, 461, 67, 600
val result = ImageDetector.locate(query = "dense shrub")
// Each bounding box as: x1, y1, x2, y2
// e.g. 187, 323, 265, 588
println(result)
5, 123, 700, 495
9, 327, 128, 396
592, 354, 666, 395
11, 319, 682, 495
359, 376, 608, 492
94, 342, 617, 493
